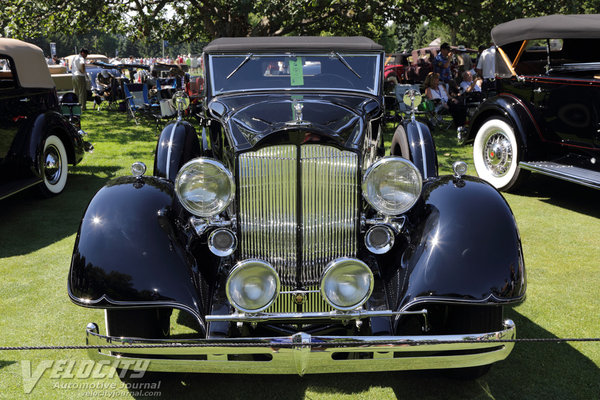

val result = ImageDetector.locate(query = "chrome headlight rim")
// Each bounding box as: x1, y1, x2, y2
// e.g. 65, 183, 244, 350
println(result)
362, 156, 423, 216
320, 257, 374, 311
225, 259, 280, 313
175, 158, 235, 217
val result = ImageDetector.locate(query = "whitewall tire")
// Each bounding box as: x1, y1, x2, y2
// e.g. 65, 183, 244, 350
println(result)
473, 118, 526, 191
38, 134, 68, 196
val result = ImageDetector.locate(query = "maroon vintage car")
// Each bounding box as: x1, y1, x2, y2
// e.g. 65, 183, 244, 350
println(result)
463, 14, 600, 191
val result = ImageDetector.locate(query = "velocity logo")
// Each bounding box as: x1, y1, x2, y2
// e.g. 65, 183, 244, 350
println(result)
21, 359, 150, 393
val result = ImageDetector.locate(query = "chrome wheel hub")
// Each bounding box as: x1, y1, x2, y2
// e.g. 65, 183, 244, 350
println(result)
483, 132, 512, 177
44, 145, 62, 184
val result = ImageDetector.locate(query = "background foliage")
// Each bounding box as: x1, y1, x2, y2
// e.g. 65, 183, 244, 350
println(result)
1, 0, 600, 56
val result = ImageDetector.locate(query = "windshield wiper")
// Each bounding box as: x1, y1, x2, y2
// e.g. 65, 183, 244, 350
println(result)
333, 52, 361, 79
226, 53, 253, 80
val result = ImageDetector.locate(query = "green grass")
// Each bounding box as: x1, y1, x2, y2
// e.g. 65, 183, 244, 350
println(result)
0, 106, 599, 399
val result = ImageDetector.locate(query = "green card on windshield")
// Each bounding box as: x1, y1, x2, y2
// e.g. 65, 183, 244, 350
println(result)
289, 57, 304, 86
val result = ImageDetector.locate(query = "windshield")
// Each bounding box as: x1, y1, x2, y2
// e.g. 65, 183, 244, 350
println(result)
209, 53, 380, 95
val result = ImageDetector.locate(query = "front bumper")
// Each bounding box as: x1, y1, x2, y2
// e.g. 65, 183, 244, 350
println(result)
85, 319, 516, 375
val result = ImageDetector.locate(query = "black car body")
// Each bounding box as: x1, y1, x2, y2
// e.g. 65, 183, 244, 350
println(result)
69, 37, 525, 377
0, 38, 92, 200
464, 14, 600, 191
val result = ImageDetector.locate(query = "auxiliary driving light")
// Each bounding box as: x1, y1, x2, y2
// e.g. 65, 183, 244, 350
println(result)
320, 258, 373, 311
365, 225, 395, 254
226, 260, 280, 313
208, 228, 237, 257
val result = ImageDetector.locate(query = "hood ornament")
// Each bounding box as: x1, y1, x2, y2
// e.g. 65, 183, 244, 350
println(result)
286, 101, 310, 126
293, 101, 304, 122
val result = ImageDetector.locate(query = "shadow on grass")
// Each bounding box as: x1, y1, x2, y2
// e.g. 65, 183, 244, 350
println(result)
0, 360, 16, 370
0, 172, 112, 257
510, 174, 600, 218
124, 309, 599, 400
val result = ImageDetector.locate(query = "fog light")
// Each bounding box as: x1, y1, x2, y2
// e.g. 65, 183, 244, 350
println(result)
321, 258, 373, 311
226, 260, 280, 313
365, 225, 395, 254
208, 228, 237, 257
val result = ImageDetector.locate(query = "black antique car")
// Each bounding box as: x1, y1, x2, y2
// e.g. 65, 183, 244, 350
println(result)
69, 37, 525, 378
0, 38, 92, 200
463, 14, 600, 191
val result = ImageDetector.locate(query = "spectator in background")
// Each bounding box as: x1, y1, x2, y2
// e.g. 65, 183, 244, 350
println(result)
424, 72, 466, 128
459, 71, 482, 93
456, 45, 473, 73
71, 48, 89, 111
433, 42, 453, 84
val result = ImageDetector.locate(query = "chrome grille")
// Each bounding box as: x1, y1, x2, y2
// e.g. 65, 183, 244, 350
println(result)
301, 145, 358, 285
238, 144, 358, 291
238, 145, 297, 286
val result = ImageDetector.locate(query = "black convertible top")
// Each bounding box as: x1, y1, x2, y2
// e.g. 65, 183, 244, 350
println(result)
492, 14, 600, 46
203, 36, 384, 53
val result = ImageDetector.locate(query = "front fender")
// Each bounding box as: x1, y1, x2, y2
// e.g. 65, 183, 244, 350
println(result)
467, 94, 541, 158
30, 111, 85, 168
398, 175, 526, 311
154, 120, 201, 181
68, 175, 206, 332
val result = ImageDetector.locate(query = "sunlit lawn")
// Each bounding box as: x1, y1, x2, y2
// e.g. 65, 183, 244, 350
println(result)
0, 105, 598, 399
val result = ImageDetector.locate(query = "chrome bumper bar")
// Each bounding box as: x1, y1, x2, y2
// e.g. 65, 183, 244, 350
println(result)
205, 309, 428, 324
85, 319, 516, 375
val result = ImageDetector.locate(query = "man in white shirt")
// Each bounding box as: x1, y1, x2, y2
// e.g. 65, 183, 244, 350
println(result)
72, 48, 89, 110
476, 45, 496, 92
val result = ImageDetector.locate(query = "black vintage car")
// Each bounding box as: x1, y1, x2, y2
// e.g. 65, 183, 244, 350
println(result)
69, 37, 525, 378
463, 14, 600, 191
0, 38, 92, 200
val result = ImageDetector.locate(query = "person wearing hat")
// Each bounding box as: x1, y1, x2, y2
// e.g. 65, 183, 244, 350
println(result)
72, 48, 89, 110
456, 45, 473, 72
433, 43, 453, 84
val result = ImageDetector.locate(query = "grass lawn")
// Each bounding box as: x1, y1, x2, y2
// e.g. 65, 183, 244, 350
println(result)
0, 105, 599, 399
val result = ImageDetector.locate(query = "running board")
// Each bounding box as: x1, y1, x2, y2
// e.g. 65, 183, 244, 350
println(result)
519, 161, 600, 190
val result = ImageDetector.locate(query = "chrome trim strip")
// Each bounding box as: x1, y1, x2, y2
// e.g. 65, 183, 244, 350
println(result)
205, 309, 426, 322
85, 320, 516, 375
519, 161, 600, 190
165, 121, 178, 179
415, 120, 428, 178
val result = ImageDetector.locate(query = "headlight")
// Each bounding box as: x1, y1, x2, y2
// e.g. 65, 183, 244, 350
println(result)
226, 260, 280, 313
321, 258, 373, 311
175, 158, 235, 217
362, 157, 422, 215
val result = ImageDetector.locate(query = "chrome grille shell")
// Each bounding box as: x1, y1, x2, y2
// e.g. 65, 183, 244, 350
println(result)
237, 144, 359, 290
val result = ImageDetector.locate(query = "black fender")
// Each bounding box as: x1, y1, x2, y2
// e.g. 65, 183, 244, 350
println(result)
467, 94, 542, 159
68, 175, 207, 333
154, 120, 201, 181
396, 175, 526, 314
390, 119, 438, 179
26, 111, 85, 173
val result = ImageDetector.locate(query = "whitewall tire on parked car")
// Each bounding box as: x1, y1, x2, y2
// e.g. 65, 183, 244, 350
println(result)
473, 117, 527, 191
38, 134, 68, 196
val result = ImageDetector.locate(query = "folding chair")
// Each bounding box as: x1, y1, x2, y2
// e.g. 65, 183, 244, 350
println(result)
123, 83, 160, 125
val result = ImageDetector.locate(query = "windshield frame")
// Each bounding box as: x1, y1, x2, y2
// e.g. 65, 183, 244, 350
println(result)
207, 52, 382, 97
